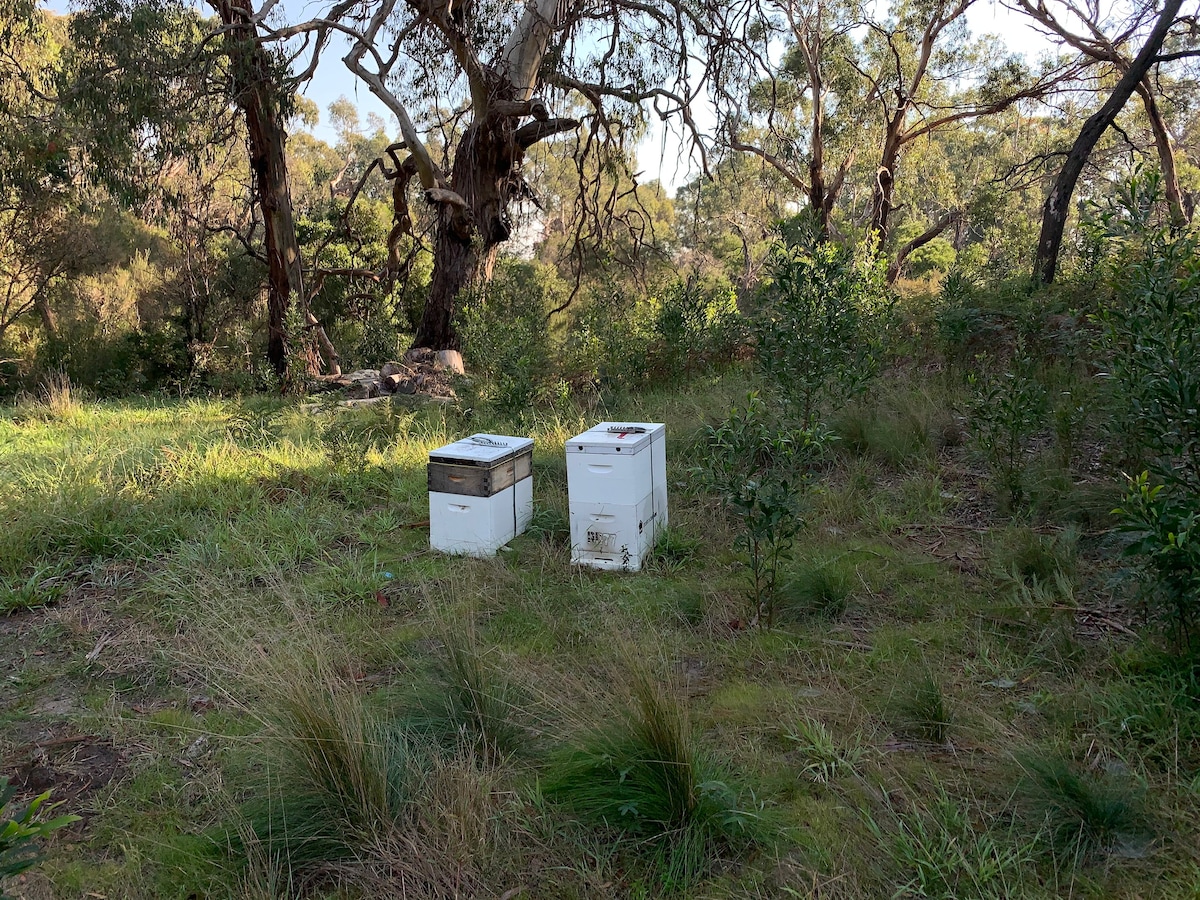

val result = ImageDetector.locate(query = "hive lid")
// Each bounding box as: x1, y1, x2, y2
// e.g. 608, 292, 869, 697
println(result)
430, 433, 532, 466
566, 423, 654, 454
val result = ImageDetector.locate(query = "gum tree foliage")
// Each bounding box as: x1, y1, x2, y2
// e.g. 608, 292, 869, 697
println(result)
260, 0, 787, 350
708, 0, 1080, 278
1016, 0, 1200, 284
64, 0, 343, 380
0, 3, 80, 347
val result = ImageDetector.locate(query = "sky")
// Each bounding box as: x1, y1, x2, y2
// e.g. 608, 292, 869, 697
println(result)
52, 0, 1058, 194
287, 0, 1057, 193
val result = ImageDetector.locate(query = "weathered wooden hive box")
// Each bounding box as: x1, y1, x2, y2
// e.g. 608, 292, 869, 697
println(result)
428, 433, 534, 556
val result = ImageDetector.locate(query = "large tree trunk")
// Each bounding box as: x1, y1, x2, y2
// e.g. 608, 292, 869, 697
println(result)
213, 0, 308, 378
1033, 0, 1184, 285
1136, 79, 1188, 227
871, 111, 906, 242
34, 294, 57, 342
413, 113, 520, 350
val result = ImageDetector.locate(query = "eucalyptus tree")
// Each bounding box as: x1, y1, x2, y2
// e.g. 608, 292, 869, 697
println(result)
1012, 0, 1195, 228
262, 0, 719, 350
709, 0, 1080, 281
0, 2, 88, 346
1007, 0, 1199, 283
716, 0, 870, 241
675, 152, 796, 288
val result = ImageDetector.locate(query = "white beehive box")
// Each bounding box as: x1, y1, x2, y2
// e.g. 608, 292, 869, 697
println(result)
566, 422, 666, 571
428, 434, 534, 557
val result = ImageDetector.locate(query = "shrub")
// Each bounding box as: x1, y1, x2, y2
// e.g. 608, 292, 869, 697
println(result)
733, 476, 802, 629
646, 278, 746, 380
1116, 474, 1200, 649
756, 239, 892, 429
698, 394, 830, 626
967, 347, 1046, 510
1094, 170, 1200, 495
1, 778, 80, 896
1095, 171, 1200, 650
542, 673, 763, 889
455, 260, 564, 417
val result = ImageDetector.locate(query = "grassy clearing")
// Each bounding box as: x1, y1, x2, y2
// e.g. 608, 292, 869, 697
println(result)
1, 372, 1199, 898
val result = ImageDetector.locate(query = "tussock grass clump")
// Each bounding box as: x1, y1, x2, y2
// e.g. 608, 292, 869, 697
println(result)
233, 663, 505, 897
542, 672, 763, 889
784, 717, 865, 784
1102, 651, 1200, 771
1018, 754, 1149, 864
522, 504, 570, 548
650, 525, 703, 574
245, 672, 410, 866
37, 371, 83, 422
13, 371, 85, 425
780, 556, 854, 621
407, 632, 529, 765
889, 672, 953, 745
224, 400, 286, 449
991, 525, 1078, 587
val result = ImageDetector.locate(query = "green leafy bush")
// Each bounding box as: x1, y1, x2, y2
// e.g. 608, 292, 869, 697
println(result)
1, 778, 80, 896
645, 278, 746, 379
756, 240, 891, 429
1094, 170, 1200, 650
699, 394, 830, 626
1116, 474, 1200, 648
1097, 175, 1200, 495
456, 260, 563, 418
967, 348, 1046, 510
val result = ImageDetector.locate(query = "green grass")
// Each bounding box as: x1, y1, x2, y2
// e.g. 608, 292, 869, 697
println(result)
1018, 754, 1150, 865
0, 375, 1196, 898
542, 669, 766, 889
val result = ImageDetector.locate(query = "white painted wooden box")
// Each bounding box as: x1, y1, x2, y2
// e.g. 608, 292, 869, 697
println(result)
566, 422, 666, 571
428, 434, 533, 557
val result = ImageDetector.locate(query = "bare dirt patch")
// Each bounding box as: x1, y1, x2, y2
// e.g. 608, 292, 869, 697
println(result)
4, 733, 125, 813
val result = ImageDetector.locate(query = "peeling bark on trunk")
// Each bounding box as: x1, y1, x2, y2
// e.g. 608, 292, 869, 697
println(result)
1136, 80, 1188, 227
213, 0, 309, 378
1034, 0, 1184, 285
871, 115, 905, 242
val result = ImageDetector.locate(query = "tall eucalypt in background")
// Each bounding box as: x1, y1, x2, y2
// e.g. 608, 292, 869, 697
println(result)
1097, 170, 1200, 651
